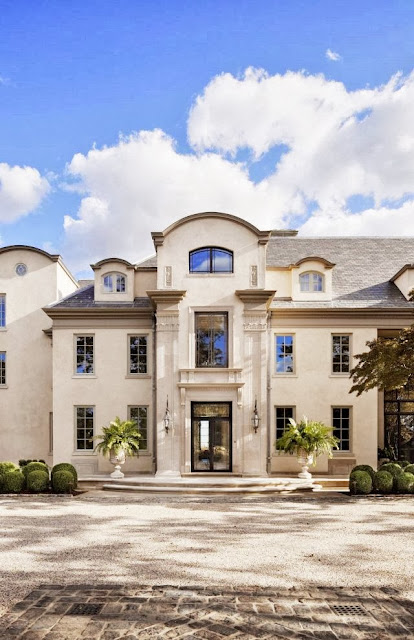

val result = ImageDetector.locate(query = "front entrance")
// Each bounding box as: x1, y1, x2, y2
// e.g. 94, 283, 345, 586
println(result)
191, 402, 232, 472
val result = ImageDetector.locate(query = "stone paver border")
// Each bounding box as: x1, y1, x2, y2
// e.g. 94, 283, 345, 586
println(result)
1, 584, 414, 640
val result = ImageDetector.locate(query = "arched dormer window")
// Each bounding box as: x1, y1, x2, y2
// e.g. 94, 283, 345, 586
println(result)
103, 273, 126, 293
299, 271, 324, 292
189, 247, 233, 273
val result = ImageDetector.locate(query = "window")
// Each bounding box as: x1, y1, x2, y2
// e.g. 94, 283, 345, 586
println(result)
76, 336, 94, 374
299, 272, 323, 292
129, 406, 148, 451
75, 406, 94, 451
195, 313, 228, 367
332, 335, 350, 373
332, 407, 351, 451
103, 273, 126, 293
129, 336, 148, 374
0, 295, 5, 327
0, 352, 5, 385
275, 335, 294, 373
275, 407, 295, 441
189, 247, 233, 273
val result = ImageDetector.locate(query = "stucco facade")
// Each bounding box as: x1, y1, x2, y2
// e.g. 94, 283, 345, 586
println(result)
1, 214, 413, 476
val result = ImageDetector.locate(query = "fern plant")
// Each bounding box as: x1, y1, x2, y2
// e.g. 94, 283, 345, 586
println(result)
93, 417, 141, 457
276, 416, 339, 464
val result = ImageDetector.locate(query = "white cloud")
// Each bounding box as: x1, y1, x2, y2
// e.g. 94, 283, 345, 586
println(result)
62, 67, 414, 268
0, 163, 50, 223
326, 49, 342, 62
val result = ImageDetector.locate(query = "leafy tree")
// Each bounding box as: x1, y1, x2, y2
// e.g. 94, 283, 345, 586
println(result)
349, 325, 414, 396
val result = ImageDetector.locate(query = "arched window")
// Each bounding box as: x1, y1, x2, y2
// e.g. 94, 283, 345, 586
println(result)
103, 273, 126, 293
189, 247, 233, 273
299, 272, 324, 292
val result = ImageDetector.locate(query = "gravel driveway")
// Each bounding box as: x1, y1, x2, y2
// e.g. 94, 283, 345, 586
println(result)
0, 491, 413, 618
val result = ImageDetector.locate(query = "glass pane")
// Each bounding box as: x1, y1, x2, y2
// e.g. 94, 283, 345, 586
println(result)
103, 275, 113, 292
385, 403, 399, 413
299, 274, 309, 291
193, 419, 211, 470
212, 249, 232, 273
400, 402, 414, 413
193, 403, 230, 418
213, 419, 230, 470
190, 249, 210, 272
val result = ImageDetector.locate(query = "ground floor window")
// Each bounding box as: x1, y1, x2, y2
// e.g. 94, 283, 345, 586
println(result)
75, 406, 94, 451
384, 385, 414, 463
128, 406, 148, 451
0, 352, 5, 385
275, 406, 295, 441
332, 407, 351, 451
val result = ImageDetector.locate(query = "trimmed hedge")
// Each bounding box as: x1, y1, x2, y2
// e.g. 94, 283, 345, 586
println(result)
396, 472, 414, 494
405, 464, 414, 475
373, 470, 393, 494
27, 470, 50, 493
51, 463, 77, 487
379, 463, 403, 489
398, 460, 410, 468
52, 470, 75, 494
22, 462, 49, 479
349, 470, 372, 495
2, 471, 25, 493
351, 464, 375, 481
0, 461, 19, 475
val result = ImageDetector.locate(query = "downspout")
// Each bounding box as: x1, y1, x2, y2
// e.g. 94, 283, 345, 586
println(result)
266, 310, 272, 475
152, 311, 157, 474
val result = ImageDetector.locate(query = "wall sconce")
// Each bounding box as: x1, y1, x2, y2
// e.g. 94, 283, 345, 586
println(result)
252, 398, 260, 433
163, 397, 171, 434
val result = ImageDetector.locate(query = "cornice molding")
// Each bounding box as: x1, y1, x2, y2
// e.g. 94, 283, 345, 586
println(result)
235, 289, 276, 307
147, 290, 186, 307
43, 306, 152, 320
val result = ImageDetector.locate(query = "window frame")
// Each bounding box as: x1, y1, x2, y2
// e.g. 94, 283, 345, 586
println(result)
128, 335, 148, 375
299, 271, 324, 292
0, 295, 5, 328
189, 247, 233, 274
74, 334, 95, 375
128, 405, 149, 452
332, 334, 351, 374
275, 334, 295, 374
275, 406, 296, 443
195, 311, 229, 368
74, 405, 95, 453
0, 351, 6, 386
332, 406, 352, 452
102, 272, 126, 293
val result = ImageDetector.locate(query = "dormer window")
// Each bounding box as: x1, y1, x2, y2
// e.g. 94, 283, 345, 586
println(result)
189, 247, 233, 273
103, 273, 126, 293
299, 272, 324, 292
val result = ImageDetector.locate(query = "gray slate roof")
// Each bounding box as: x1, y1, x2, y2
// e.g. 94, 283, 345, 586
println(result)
268, 237, 414, 309
50, 285, 152, 309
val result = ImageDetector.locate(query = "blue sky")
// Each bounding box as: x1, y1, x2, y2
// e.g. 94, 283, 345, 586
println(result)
1, 1, 414, 274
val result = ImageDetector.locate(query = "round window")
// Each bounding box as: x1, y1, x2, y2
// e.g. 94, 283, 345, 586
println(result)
15, 263, 27, 276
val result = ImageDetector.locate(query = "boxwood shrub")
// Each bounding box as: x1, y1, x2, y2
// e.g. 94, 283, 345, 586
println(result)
396, 472, 414, 494
398, 460, 410, 468
27, 470, 50, 493
349, 470, 372, 495
373, 470, 393, 494
0, 462, 19, 475
52, 470, 75, 494
22, 461, 49, 479
350, 464, 375, 481
51, 463, 77, 487
405, 464, 414, 475
2, 470, 25, 493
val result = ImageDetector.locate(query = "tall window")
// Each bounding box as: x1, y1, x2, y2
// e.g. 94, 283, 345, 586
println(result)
129, 336, 148, 374
0, 352, 5, 385
0, 295, 5, 327
129, 406, 148, 451
299, 272, 323, 292
196, 313, 228, 368
103, 273, 126, 293
189, 248, 233, 273
275, 407, 295, 441
332, 335, 350, 373
275, 335, 294, 373
332, 407, 351, 451
76, 336, 94, 374
75, 407, 94, 450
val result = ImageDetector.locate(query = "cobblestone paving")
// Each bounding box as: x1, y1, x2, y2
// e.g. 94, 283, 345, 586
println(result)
1, 584, 414, 640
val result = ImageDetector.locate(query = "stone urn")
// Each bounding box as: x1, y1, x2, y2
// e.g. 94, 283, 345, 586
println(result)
109, 448, 126, 479
297, 450, 314, 480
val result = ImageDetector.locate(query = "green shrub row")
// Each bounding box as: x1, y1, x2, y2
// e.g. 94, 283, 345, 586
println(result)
0, 461, 77, 494
350, 461, 414, 495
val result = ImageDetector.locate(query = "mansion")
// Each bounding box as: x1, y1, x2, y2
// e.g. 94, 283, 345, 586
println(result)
0, 212, 413, 478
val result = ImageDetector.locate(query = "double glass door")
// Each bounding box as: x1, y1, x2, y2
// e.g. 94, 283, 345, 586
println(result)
191, 402, 232, 472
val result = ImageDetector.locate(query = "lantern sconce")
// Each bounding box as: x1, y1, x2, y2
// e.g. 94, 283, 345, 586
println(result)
163, 397, 171, 434
252, 398, 260, 434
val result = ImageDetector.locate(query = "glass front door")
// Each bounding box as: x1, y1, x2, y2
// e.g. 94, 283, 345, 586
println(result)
191, 402, 232, 471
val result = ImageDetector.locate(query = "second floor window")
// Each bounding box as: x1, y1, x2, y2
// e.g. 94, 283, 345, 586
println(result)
76, 336, 94, 374
0, 295, 5, 327
332, 335, 350, 373
275, 335, 294, 373
129, 336, 148, 374
299, 272, 324, 292
189, 247, 233, 273
196, 312, 228, 368
103, 273, 126, 293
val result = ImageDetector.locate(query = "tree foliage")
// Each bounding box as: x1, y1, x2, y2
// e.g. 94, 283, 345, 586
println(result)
349, 325, 414, 396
